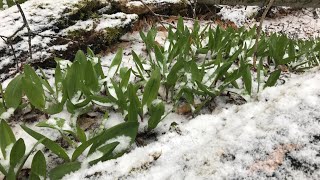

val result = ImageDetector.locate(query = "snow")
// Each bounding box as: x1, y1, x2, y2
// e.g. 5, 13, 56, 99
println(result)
0, 1, 320, 179
63, 67, 320, 179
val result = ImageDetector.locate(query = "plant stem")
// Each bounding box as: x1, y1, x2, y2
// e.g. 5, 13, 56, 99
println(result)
252, 0, 275, 69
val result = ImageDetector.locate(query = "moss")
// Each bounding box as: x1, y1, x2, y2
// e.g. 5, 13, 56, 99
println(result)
54, 0, 109, 30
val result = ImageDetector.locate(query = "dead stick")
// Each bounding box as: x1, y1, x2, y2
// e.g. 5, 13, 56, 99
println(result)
0, 36, 19, 70
16, 2, 32, 60
252, 0, 274, 69
138, 0, 168, 31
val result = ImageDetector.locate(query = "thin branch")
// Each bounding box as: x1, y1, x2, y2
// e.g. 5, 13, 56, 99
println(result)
16, 2, 32, 60
252, 0, 275, 69
138, 0, 168, 31
1, 36, 19, 70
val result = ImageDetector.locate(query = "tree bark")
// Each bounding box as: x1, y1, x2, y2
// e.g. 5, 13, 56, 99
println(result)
197, 0, 320, 8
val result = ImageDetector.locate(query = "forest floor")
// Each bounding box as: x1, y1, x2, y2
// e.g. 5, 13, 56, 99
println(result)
0, 0, 320, 179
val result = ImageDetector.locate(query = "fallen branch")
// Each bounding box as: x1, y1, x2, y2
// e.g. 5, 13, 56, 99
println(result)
252, 0, 275, 69
16, 2, 32, 60
138, 0, 168, 31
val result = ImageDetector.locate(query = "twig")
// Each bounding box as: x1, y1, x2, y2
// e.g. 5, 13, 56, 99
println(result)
252, 0, 275, 69
0, 36, 19, 70
16, 2, 32, 60
138, 0, 168, 31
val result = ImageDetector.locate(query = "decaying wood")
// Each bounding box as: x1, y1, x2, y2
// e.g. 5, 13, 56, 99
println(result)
197, 0, 320, 8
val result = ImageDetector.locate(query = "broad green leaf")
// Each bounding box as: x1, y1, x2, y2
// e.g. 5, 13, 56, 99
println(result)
22, 76, 45, 109
109, 48, 123, 77
214, 61, 233, 82
94, 61, 105, 79
264, 69, 281, 88
39, 68, 54, 94
7, 0, 15, 7
76, 124, 86, 143
154, 45, 164, 64
127, 84, 139, 122
120, 68, 131, 88
166, 59, 184, 87
0, 163, 6, 176
30, 151, 46, 180
132, 51, 145, 72
177, 16, 184, 33
23, 65, 42, 86
43, 102, 64, 115
63, 62, 79, 99
89, 142, 119, 166
242, 65, 252, 95
71, 134, 101, 161
48, 161, 81, 180
55, 62, 63, 94
4, 74, 23, 109
88, 121, 139, 155
142, 68, 161, 106
84, 61, 99, 92
21, 125, 70, 162
87, 47, 95, 57
196, 81, 217, 97
10, 138, 25, 168
189, 60, 202, 82
0, 120, 16, 159
91, 95, 112, 106
148, 101, 165, 130
75, 50, 86, 64
111, 80, 127, 113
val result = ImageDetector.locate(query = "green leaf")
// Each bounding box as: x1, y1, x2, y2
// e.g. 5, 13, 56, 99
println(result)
6, 0, 15, 7
10, 138, 25, 168
189, 60, 202, 82
71, 134, 100, 161
109, 48, 123, 77
89, 142, 119, 166
84, 61, 99, 92
264, 69, 281, 88
76, 124, 86, 143
75, 50, 87, 64
39, 68, 55, 94
148, 101, 165, 130
43, 102, 64, 115
0, 163, 6, 176
55, 62, 63, 93
196, 81, 217, 97
120, 68, 131, 88
88, 121, 139, 155
91, 95, 111, 106
63, 61, 82, 100
21, 125, 70, 162
166, 59, 184, 88
30, 151, 46, 180
0, 120, 16, 159
142, 68, 161, 106
49, 161, 81, 180
87, 47, 95, 57
111, 80, 127, 113
127, 84, 139, 122
132, 51, 146, 79
22, 76, 45, 109
242, 65, 252, 95
4, 74, 23, 109
94, 61, 105, 79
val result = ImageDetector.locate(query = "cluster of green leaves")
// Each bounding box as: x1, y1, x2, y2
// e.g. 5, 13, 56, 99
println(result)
0, 120, 46, 180
1, 17, 320, 179
135, 17, 320, 113
0, 47, 166, 179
